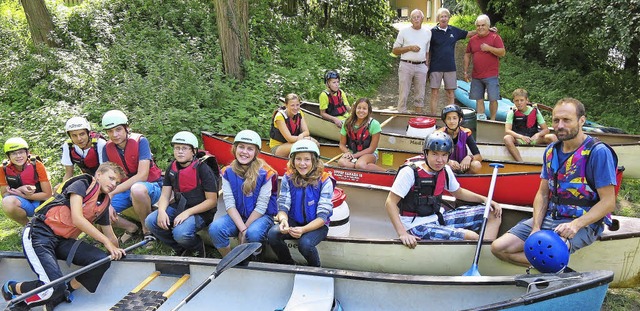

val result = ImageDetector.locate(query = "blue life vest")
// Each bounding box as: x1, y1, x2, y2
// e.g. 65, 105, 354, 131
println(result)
222, 165, 278, 219
285, 172, 334, 225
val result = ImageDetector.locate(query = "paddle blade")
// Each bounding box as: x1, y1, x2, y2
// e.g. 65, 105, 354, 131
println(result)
214, 242, 262, 277
463, 264, 481, 276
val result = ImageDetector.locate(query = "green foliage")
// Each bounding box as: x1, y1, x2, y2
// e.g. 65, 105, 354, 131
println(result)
0, 0, 393, 183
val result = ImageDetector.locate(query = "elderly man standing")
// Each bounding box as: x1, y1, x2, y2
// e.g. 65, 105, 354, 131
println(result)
392, 9, 431, 114
463, 14, 505, 120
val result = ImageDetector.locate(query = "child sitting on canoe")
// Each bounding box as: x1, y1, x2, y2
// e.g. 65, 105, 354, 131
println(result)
319, 70, 350, 128
145, 131, 218, 258
503, 88, 556, 162
209, 130, 278, 259
1, 137, 53, 225
2, 163, 126, 310
385, 132, 502, 249
437, 105, 482, 174
337, 98, 386, 172
267, 140, 335, 267
269, 93, 319, 158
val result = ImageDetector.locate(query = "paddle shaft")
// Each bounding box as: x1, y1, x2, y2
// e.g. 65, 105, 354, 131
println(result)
9, 237, 153, 306
171, 242, 261, 311
467, 164, 502, 274
325, 153, 343, 165
379, 116, 396, 128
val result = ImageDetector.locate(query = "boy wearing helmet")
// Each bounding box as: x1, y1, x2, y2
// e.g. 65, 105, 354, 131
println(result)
209, 130, 278, 258
145, 131, 218, 257
503, 89, 556, 162
437, 104, 482, 174
101, 110, 164, 242
1, 138, 53, 225
267, 139, 335, 267
61, 117, 107, 182
385, 132, 502, 249
319, 70, 350, 128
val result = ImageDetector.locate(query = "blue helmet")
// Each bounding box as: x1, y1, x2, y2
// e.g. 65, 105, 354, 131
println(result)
324, 70, 340, 84
423, 131, 453, 154
524, 230, 570, 273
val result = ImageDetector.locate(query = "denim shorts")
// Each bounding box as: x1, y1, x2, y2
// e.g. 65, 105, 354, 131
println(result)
469, 76, 501, 101
111, 181, 162, 213
507, 215, 604, 253
11, 196, 41, 217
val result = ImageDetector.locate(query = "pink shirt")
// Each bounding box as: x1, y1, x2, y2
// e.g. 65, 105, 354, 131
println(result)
465, 33, 504, 79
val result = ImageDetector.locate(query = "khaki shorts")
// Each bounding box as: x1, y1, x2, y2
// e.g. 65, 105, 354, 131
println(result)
429, 71, 457, 89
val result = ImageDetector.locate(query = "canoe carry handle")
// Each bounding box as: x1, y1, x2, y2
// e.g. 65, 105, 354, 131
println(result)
463, 163, 503, 277
8, 235, 156, 307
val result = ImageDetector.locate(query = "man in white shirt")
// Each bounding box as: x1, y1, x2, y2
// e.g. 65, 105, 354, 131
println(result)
392, 9, 431, 113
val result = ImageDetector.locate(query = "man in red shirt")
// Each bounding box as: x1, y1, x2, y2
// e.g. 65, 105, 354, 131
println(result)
463, 14, 506, 121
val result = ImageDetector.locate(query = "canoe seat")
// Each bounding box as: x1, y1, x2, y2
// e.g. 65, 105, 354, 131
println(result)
283, 274, 335, 311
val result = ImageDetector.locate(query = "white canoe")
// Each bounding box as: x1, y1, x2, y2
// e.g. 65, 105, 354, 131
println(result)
0, 252, 613, 311
209, 181, 640, 288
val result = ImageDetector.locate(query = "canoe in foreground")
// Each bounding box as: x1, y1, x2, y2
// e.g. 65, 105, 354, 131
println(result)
211, 181, 640, 288
298, 100, 640, 178
202, 132, 546, 206
0, 252, 613, 311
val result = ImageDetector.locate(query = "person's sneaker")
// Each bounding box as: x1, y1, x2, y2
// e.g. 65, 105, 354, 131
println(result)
2, 281, 17, 301
476, 114, 487, 121
385, 169, 398, 174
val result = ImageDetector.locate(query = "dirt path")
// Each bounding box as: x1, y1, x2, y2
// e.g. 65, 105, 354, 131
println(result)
370, 42, 467, 114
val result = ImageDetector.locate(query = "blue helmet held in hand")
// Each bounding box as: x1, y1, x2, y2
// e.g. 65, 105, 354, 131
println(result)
524, 230, 570, 273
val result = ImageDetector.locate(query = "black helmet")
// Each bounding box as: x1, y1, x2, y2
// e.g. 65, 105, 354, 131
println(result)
441, 104, 463, 122
324, 70, 340, 84
423, 132, 453, 154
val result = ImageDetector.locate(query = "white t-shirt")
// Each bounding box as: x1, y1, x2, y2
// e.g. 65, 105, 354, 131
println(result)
60, 139, 107, 166
393, 26, 431, 62
390, 163, 459, 230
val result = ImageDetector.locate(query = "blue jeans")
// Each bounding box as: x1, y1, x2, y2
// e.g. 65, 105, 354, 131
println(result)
267, 220, 328, 267
145, 206, 209, 252
208, 214, 274, 249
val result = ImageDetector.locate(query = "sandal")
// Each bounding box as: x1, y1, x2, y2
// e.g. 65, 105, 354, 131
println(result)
119, 228, 140, 244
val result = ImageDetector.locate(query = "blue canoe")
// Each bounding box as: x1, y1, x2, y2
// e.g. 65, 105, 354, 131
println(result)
455, 80, 626, 134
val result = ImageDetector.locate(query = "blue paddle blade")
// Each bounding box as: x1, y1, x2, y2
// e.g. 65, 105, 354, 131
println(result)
463, 264, 481, 276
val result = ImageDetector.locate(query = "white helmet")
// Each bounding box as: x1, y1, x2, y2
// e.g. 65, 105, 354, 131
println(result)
233, 130, 261, 148
102, 110, 128, 130
65, 117, 91, 133
171, 131, 199, 149
289, 139, 320, 158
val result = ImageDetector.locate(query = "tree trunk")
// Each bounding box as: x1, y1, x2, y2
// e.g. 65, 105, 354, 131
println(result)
475, 0, 503, 24
213, 0, 250, 81
20, 0, 58, 47
321, 1, 331, 28
282, 0, 297, 17
625, 37, 640, 74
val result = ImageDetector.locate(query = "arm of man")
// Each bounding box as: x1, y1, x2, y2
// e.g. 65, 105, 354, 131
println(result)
531, 179, 550, 234
554, 186, 615, 239
70, 194, 125, 259
463, 53, 471, 81
384, 167, 419, 248
155, 185, 173, 230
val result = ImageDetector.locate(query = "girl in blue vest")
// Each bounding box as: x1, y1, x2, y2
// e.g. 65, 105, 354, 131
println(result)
267, 140, 335, 267
337, 98, 386, 172
208, 130, 278, 258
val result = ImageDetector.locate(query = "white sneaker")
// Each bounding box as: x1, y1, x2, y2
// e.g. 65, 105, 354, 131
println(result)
477, 114, 487, 120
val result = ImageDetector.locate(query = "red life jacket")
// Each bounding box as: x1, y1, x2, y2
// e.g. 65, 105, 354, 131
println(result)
105, 133, 162, 182
37, 174, 109, 239
512, 105, 539, 137
347, 118, 373, 152
2, 155, 43, 192
396, 161, 447, 222
67, 131, 105, 175
324, 90, 348, 116
269, 107, 303, 144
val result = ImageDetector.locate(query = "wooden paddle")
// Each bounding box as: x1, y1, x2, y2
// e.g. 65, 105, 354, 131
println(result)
8, 236, 156, 307
463, 163, 503, 277
170, 242, 262, 311
324, 153, 344, 165
379, 116, 396, 128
